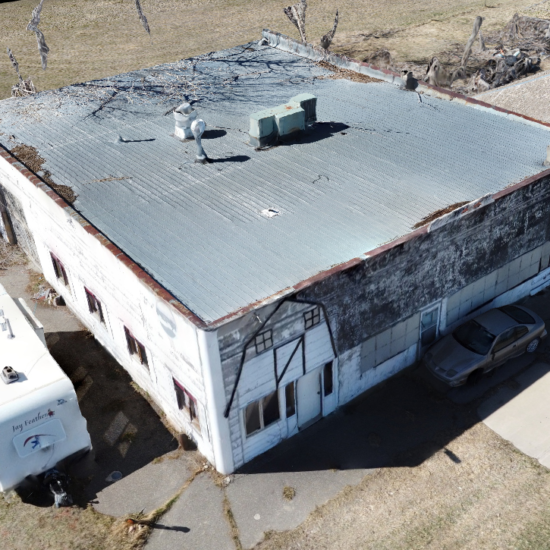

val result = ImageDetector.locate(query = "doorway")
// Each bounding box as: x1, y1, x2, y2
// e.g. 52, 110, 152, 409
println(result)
297, 367, 322, 429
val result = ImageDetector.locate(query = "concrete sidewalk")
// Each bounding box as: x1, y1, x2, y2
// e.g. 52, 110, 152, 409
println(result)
479, 362, 550, 468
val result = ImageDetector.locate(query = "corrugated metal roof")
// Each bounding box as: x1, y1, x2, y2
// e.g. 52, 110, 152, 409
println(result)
1, 42, 550, 324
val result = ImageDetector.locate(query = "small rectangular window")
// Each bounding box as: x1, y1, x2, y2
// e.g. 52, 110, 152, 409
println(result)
50, 253, 69, 286
244, 390, 281, 436
304, 307, 321, 329
323, 361, 333, 396
285, 382, 296, 417
124, 326, 148, 370
85, 288, 104, 323
173, 379, 200, 427
254, 330, 273, 353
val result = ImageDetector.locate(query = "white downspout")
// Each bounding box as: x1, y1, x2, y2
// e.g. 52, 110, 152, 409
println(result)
198, 328, 235, 475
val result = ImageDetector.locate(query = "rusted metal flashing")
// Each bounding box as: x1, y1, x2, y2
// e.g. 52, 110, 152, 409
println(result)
0, 146, 207, 329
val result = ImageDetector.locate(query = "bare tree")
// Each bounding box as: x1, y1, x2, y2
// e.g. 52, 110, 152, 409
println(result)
26, 0, 49, 70
135, 0, 150, 35
320, 10, 339, 51
6, 48, 36, 97
461, 16, 483, 68
284, 0, 307, 43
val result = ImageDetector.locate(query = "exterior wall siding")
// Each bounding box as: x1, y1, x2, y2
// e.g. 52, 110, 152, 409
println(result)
0, 156, 216, 464
218, 175, 550, 468
218, 301, 337, 468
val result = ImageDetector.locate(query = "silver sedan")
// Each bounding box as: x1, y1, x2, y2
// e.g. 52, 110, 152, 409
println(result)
424, 304, 546, 386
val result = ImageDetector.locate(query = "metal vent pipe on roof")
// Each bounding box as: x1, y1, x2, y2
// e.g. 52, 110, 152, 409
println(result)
192, 119, 208, 163
174, 103, 197, 140
544, 145, 550, 166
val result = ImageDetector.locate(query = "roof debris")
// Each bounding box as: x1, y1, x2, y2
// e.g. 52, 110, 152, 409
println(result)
10, 144, 77, 204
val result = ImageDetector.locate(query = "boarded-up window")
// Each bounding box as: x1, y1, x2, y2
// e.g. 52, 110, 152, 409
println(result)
85, 288, 104, 324
50, 253, 69, 286
124, 326, 148, 369
244, 390, 280, 436
173, 379, 200, 428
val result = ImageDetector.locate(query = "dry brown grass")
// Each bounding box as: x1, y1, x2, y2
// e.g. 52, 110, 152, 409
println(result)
282, 486, 296, 501
0, 493, 141, 550
0, 240, 26, 269
0, 0, 543, 101
255, 423, 550, 550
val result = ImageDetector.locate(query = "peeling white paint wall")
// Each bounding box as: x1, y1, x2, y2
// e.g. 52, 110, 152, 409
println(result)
0, 157, 217, 465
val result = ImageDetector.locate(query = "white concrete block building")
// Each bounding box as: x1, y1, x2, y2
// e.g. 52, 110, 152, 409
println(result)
1, 31, 550, 473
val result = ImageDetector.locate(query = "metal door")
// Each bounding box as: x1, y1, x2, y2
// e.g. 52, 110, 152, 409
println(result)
297, 368, 322, 429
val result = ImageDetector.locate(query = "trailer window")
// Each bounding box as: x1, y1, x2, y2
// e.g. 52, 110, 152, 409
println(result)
85, 288, 104, 324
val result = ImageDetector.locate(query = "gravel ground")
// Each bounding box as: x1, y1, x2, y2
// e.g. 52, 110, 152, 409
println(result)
255, 422, 550, 550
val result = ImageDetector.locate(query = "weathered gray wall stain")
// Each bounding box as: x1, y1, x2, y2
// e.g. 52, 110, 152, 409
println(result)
298, 177, 550, 354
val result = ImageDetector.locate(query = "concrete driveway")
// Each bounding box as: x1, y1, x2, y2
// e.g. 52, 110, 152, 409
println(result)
479, 362, 550, 468
475, 288, 550, 470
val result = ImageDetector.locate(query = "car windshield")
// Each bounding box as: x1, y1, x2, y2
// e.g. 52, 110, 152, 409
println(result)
499, 305, 536, 325
453, 320, 496, 355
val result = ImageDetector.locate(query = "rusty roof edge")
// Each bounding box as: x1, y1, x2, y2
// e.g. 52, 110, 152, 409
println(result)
207, 167, 550, 330
0, 145, 208, 330
262, 29, 550, 132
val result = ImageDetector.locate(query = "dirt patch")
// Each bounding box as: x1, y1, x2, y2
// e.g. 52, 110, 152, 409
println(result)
282, 486, 296, 501
255, 422, 550, 550
413, 201, 470, 229
10, 144, 77, 204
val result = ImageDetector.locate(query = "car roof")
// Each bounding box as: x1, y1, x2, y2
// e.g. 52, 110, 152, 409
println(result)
475, 308, 517, 334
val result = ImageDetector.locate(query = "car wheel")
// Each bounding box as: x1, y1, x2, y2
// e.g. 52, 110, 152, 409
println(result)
527, 338, 540, 353
467, 369, 483, 386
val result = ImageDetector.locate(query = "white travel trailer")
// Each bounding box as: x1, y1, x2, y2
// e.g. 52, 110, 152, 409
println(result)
0, 283, 91, 492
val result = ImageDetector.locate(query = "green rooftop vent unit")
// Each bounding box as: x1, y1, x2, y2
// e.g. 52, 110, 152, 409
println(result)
249, 93, 317, 148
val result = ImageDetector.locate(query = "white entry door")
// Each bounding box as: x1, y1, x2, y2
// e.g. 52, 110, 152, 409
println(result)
297, 368, 322, 429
